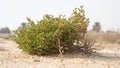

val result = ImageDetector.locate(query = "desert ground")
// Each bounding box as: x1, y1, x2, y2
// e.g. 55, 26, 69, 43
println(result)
0, 38, 120, 68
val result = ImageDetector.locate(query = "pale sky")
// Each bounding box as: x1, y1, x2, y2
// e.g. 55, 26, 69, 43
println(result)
0, 0, 120, 31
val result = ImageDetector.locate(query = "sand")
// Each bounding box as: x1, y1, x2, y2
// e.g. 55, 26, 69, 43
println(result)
0, 38, 120, 68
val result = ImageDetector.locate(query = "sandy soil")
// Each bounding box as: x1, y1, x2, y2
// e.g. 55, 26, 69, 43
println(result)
0, 38, 120, 68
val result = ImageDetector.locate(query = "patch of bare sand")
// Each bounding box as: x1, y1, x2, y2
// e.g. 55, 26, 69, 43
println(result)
0, 38, 120, 68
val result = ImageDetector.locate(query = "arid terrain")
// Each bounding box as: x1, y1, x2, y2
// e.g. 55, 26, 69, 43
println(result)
0, 38, 120, 68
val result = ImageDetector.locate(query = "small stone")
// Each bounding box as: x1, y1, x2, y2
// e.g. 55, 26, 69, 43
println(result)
34, 59, 40, 62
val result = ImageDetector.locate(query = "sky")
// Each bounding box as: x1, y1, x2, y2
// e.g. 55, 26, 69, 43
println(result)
0, 0, 120, 31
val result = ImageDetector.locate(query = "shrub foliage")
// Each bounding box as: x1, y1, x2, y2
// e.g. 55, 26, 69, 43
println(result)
11, 6, 90, 55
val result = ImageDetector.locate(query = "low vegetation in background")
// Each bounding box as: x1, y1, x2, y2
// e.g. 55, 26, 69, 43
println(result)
0, 27, 11, 39
0, 27, 11, 34
100, 31, 120, 44
88, 30, 120, 45
11, 6, 96, 55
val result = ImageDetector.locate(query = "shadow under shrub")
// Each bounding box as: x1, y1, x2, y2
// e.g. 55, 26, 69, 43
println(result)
11, 6, 92, 55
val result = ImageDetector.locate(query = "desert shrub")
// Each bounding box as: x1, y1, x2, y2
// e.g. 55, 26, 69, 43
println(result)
11, 6, 91, 55
78, 32, 98, 53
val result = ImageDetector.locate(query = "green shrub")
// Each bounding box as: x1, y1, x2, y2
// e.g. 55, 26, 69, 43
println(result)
11, 6, 90, 55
